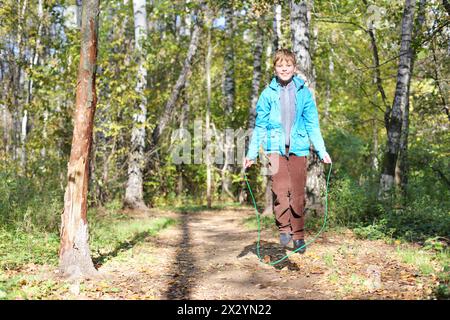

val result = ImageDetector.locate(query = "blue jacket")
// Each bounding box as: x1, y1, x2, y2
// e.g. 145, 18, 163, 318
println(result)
246, 75, 327, 161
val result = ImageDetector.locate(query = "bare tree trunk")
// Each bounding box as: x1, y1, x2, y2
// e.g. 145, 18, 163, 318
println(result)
124, 0, 149, 210
290, 0, 325, 215
59, 0, 100, 278
379, 0, 416, 199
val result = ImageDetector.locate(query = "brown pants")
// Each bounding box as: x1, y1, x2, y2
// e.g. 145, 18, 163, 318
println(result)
267, 147, 307, 240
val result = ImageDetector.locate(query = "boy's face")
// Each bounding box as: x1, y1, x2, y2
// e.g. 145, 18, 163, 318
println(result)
274, 58, 295, 82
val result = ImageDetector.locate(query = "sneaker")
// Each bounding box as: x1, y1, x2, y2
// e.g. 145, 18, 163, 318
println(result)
293, 239, 306, 254
279, 233, 292, 247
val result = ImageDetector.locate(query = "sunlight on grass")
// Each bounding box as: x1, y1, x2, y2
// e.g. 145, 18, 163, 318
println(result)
0, 209, 177, 300
90, 216, 177, 258
395, 247, 436, 276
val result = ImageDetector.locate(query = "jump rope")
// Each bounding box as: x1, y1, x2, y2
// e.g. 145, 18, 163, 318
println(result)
243, 160, 332, 266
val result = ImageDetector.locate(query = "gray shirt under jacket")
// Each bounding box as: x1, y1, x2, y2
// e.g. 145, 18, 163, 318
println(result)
279, 78, 297, 147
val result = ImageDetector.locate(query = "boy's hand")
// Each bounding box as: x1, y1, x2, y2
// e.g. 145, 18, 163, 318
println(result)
244, 158, 255, 169
322, 152, 332, 164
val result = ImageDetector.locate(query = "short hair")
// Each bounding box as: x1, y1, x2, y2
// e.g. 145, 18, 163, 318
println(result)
273, 49, 297, 67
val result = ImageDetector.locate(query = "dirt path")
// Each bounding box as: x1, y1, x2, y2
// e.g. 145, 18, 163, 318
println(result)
151, 207, 327, 300
20, 206, 438, 300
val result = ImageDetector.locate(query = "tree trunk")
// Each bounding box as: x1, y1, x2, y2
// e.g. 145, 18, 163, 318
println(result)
379, 0, 416, 199
221, 3, 236, 201
273, 4, 282, 50
290, 0, 315, 89
175, 66, 191, 198
205, 8, 213, 208
290, 0, 325, 215
176, 89, 189, 198
365, 1, 389, 122
398, 0, 426, 198
183, 0, 192, 37
59, 0, 100, 279
240, 18, 264, 204
14, 0, 28, 170
364, 0, 387, 174
124, 0, 149, 210
1, 105, 12, 156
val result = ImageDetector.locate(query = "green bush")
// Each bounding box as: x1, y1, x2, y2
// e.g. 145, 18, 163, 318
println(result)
328, 176, 381, 227
0, 170, 63, 233
327, 172, 449, 243
381, 195, 450, 242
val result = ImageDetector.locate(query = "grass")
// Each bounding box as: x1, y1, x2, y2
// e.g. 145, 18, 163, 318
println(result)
0, 231, 60, 271
242, 215, 277, 231
395, 245, 450, 299
0, 203, 177, 300
89, 214, 177, 262
322, 252, 335, 268
0, 270, 68, 300
396, 246, 448, 275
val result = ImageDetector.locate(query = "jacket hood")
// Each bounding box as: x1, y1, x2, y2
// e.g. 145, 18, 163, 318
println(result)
269, 75, 305, 91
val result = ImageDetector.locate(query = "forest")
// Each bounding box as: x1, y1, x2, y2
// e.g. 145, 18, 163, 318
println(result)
0, 0, 449, 300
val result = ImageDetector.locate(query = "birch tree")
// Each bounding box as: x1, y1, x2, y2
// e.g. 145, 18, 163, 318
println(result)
379, 0, 416, 199
273, 3, 282, 50
240, 15, 264, 205
124, 0, 149, 210
290, 0, 325, 214
363, 0, 388, 174
397, 0, 426, 197
221, 2, 236, 200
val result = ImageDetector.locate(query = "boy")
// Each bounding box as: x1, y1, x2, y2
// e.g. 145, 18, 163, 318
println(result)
244, 49, 332, 253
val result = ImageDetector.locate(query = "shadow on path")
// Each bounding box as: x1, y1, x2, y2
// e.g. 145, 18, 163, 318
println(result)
164, 211, 198, 299
238, 240, 300, 270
